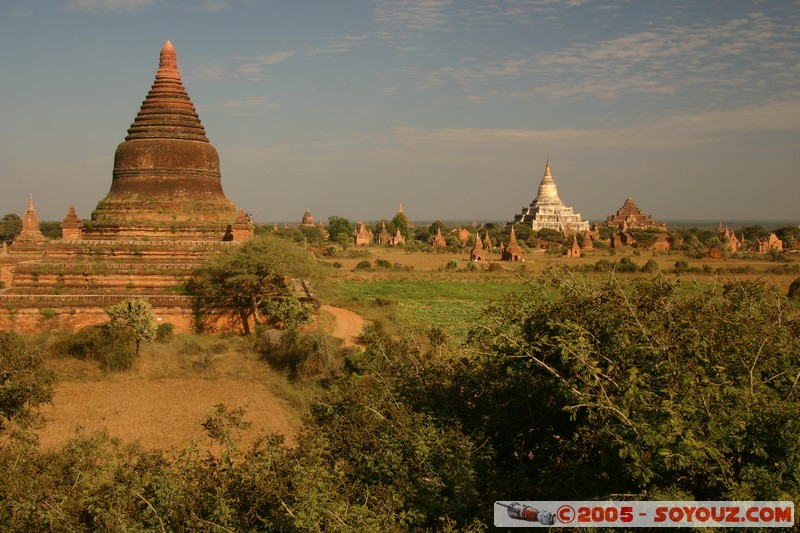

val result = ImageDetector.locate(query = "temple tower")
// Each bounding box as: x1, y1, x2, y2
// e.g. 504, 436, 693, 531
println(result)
10, 195, 47, 249
61, 206, 83, 240
513, 161, 589, 233
470, 232, 485, 261
87, 41, 241, 240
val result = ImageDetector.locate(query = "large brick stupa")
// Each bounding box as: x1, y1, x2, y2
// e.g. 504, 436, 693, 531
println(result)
86, 41, 243, 241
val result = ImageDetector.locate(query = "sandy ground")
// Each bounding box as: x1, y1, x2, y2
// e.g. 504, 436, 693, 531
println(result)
36, 305, 366, 451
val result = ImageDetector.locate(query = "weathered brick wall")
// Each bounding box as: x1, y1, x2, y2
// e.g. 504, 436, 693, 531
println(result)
0, 303, 195, 334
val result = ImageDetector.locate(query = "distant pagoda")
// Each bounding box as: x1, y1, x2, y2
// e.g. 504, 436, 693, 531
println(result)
86, 41, 246, 241
513, 161, 589, 233
9, 195, 47, 250
604, 197, 666, 231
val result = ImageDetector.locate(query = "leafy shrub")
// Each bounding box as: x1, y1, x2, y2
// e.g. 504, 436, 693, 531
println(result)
39, 308, 57, 320
51, 325, 135, 372
355, 260, 372, 270
674, 260, 690, 273
0, 331, 55, 431
788, 277, 800, 301
642, 259, 659, 273
257, 329, 342, 379
262, 296, 315, 329
374, 258, 392, 269
155, 322, 175, 343
616, 256, 640, 272
593, 259, 613, 272
427, 326, 448, 350
445, 259, 459, 270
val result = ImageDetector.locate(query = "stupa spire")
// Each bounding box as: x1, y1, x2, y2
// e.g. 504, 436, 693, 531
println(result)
157, 40, 179, 80
125, 40, 208, 142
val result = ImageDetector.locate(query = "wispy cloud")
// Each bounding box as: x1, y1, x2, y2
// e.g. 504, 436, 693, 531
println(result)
372, 0, 453, 31
193, 51, 296, 80
306, 34, 370, 55
371, 0, 454, 47
231, 95, 800, 164
63, 0, 156, 12
414, 11, 799, 106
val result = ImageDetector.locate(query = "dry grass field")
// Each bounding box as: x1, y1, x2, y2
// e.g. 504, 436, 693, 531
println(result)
34, 245, 799, 452
37, 336, 305, 450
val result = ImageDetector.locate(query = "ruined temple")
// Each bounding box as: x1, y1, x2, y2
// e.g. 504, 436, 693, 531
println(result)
0, 41, 275, 334
483, 232, 493, 251
9, 195, 47, 250
432, 227, 447, 248
753, 233, 783, 253
565, 235, 581, 258
580, 230, 594, 251
470, 232, 485, 262
717, 223, 743, 253
501, 226, 523, 261
86, 41, 246, 241
301, 208, 314, 227
376, 221, 392, 245
61, 207, 83, 240
354, 220, 373, 246
514, 161, 589, 233
604, 198, 666, 231
392, 228, 405, 246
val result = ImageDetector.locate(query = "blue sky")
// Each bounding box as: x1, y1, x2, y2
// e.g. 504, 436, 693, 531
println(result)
1, 0, 798, 224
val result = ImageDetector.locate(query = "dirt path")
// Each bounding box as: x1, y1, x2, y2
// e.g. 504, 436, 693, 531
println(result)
320, 305, 365, 347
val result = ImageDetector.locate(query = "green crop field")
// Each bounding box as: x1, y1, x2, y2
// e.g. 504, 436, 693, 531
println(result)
338, 279, 529, 337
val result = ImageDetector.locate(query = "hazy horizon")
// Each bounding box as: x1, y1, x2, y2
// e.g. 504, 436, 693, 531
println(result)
1, 1, 797, 223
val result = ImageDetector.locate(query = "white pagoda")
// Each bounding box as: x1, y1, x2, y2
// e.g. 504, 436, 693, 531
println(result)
513, 161, 589, 232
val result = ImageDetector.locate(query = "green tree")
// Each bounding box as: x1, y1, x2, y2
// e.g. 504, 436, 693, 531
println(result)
39, 220, 62, 240
188, 235, 317, 334
390, 210, 411, 240
0, 332, 55, 434
629, 228, 660, 248
105, 299, 158, 356
261, 296, 315, 329
0, 213, 22, 244
327, 216, 353, 244
466, 270, 800, 501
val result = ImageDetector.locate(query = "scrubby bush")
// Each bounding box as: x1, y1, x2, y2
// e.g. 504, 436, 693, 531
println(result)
51, 325, 135, 372
445, 259, 459, 270
616, 256, 640, 272
257, 329, 343, 379
155, 322, 175, 343
642, 259, 659, 273
262, 296, 315, 329
0, 331, 55, 432
355, 260, 372, 270
788, 277, 800, 301
374, 258, 392, 269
